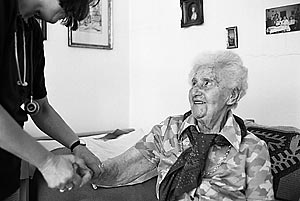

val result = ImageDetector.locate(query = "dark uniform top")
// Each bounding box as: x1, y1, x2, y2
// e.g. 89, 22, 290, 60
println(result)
0, 0, 47, 199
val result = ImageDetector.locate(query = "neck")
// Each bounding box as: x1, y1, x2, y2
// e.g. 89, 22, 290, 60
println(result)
18, 0, 39, 20
196, 109, 230, 133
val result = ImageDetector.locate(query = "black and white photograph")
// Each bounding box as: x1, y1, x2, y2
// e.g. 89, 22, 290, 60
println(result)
1, 1, 300, 201
68, 0, 113, 49
226, 26, 238, 49
266, 3, 300, 34
180, 0, 204, 28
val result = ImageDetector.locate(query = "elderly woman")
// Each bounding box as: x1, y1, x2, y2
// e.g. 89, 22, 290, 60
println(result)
94, 50, 274, 201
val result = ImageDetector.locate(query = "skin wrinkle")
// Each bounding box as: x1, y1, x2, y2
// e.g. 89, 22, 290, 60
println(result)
92, 51, 273, 200
189, 65, 238, 134
98, 147, 156, 186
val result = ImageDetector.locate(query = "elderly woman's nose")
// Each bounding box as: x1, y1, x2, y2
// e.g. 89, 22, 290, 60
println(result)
191, 87, 203, 95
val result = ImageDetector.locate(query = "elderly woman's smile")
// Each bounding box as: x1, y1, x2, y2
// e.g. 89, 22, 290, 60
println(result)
188, 66, 232, 130
192, 95, 206, 104
189, 93, 208, 120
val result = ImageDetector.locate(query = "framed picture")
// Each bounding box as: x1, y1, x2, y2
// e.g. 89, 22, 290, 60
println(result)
68, 0, 113, 49
36, 18, 47, 40
226, 26, 238, 49
266, 3, 300, 35
180, 0, 204, 28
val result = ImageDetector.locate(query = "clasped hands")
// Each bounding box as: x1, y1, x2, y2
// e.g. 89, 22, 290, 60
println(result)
39, 147, 104, 193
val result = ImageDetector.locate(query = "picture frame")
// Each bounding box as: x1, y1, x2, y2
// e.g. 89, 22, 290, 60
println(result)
36, 19, 47, 40
68, 0, 113, 49
180, 0, 204, 28
226, 26, 238, 49
266, 3, 300, 35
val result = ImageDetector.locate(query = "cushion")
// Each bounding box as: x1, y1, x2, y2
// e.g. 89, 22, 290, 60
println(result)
246, 122, 300, 201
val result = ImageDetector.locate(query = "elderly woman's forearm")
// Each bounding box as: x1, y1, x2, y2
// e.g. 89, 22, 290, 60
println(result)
94, 147, 156, 186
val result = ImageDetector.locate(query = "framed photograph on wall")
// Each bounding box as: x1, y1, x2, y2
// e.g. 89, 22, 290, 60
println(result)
226, 26, 238, 49
180, 0, 204, 28
68, 0, 113, 49
36, 18, 47, 40
266, 3, 300, 35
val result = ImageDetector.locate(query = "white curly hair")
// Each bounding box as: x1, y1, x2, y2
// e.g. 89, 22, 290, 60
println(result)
188, 50, 248, 108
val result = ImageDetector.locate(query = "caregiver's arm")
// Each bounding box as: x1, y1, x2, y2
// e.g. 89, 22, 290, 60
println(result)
94, 146, 157, 186
0, 104, 54, 169
0, 104, 88, 189
31, 96, 103, 179
31, 96, 79, 148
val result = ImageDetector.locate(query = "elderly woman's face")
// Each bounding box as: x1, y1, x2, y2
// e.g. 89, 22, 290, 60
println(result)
188, 67, 230, 122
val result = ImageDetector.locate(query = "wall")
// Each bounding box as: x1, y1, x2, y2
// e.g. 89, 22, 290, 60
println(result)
129, 0, 300, 133
25, 0, 300, 138
25, 0, 130, 137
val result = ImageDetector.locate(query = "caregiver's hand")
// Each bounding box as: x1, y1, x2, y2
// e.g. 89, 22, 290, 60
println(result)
73, 145, 104, 181
38, 154, 92, 191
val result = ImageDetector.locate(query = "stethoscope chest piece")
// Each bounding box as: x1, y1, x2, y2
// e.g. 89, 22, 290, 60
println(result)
24, 97, 39, 115
15, 20, 40, 116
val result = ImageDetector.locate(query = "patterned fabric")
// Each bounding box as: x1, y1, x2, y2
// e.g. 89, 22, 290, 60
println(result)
246, 124, 300, 201
135, 111, 274, 200
159, 126, 217, 201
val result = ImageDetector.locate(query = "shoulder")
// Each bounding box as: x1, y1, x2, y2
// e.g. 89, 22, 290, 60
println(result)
0, 0, 18, 32
0, 0, 18, 60
243, 131, 266, 144
151, 114, 184, 136
0, 0, 18, 16
164, 114, 184, 124
239, 132, 272, 167
241, 131, 268, 152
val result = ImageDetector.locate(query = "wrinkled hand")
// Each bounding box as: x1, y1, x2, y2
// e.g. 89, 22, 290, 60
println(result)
73, 145, 104, 181
38, 154, 92, 191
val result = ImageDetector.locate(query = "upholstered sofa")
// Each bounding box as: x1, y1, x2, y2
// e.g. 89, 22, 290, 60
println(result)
29, 122, 300, 201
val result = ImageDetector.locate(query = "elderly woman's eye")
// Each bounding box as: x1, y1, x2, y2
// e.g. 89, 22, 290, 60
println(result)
191, 79, 197, 86
204, 81, 211, 86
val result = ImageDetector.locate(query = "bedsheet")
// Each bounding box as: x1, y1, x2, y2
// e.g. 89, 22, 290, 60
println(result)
37, 129, 157, 186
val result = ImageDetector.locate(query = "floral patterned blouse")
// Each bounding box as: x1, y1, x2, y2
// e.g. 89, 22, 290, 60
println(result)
135, 111, 274, 200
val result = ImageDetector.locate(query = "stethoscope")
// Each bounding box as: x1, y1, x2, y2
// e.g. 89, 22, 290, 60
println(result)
14, 20, 40, 115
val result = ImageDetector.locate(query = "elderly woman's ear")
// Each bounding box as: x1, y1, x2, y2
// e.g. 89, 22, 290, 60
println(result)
226, 88, 240, 106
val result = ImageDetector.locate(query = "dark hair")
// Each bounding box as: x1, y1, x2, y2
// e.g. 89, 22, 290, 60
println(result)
60, 0, 99, 30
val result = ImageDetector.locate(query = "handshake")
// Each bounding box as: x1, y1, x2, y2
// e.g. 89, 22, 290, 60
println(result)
38, 147, 104, 193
